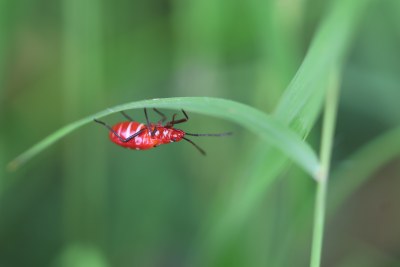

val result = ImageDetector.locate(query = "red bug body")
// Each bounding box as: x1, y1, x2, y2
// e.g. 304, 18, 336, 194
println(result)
109, 121, 184, 150
94, 108, 231, 155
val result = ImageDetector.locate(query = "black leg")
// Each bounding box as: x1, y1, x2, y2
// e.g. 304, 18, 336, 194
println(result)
153, 108, 167, 123
124, 128, 147, 142
182, 137, 206, 156
166, 109, 189, 127
94, 119, 146, 143
182, 109, 189, 120
171, 109, 189, 124
149, 108, 166, 136
166, 113, 177, 127
143, 108, 154, 136
120, 111, 134, 121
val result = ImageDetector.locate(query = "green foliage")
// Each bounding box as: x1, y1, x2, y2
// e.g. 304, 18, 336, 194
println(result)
8, 97, 320, 177
1, 0, 400, 267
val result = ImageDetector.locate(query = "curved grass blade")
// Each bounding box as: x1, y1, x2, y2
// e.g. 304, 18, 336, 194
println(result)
195, 0, 377, 265
329, 125, 400, 213
7, 97, 320, 177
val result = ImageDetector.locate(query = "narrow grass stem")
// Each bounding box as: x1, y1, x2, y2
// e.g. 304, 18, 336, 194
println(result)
310, 69, 340, 267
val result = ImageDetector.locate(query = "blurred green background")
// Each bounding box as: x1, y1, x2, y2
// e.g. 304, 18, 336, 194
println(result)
1, 0, 400, 266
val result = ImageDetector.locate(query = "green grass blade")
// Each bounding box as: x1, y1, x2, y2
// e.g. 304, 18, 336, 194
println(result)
329, 125, 400, 214
7, 97, 320, 176
195, 0, 376, 264
61, 0, 107, 246
310, 69, 341, 267
275, 0, 374, 130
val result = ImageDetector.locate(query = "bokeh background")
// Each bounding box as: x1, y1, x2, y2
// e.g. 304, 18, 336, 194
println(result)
1, 0, 400, 266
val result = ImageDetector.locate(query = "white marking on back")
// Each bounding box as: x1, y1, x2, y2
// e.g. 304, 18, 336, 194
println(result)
136, 123, 144, 133
135, 136, 142, 144
117, 124, 123, 137
125, 122, 133, 137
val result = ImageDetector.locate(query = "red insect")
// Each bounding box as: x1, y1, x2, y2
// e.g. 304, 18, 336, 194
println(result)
94, 108, 231, 155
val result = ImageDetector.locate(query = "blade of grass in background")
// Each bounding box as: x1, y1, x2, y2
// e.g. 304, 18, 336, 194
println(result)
271, 126, 400, 267
7, 97, 320, 178
242, 1, 305, 265
329, 125, 400, 214
0, 0, 13, 105
61, 0, 107, 260
310, 68, 340, 267
0, 0, 9, 99
194, 0, 376, 266
249, 0, 302, 112
0, 0, 14, 191
172, 0, 223, 96
246, 1, 304, 264
0, 1, 7, 189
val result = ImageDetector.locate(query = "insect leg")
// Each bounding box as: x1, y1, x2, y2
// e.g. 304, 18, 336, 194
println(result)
172, 109, 189, 124
125, 128, 147, 142
166, 109, 189, 127
94, 119, 145, 143
144, 108, 154, 137
152, 109, 166, 137
153, 108, 167, 123
182, 137, 206, 156
120, 111, 134, 121
165, 113, 176, 128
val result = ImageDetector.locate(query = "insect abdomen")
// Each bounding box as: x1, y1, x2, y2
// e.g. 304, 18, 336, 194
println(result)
109, 121, 147, 149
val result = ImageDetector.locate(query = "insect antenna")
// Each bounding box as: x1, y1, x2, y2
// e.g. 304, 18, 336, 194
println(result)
182, 131, 232, 155
184, 132, 233, 137
182, 137, 206, 156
